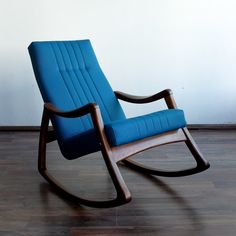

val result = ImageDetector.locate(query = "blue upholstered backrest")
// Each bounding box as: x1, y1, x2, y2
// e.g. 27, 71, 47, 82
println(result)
28, 40, 125, 157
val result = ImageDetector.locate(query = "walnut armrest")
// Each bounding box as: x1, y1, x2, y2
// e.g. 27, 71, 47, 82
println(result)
43, 102, 108, 147
114, 89, 177, 108
44, 102, 100, 118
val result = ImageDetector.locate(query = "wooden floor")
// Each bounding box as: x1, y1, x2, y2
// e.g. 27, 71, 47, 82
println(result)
0, 130, 236, 236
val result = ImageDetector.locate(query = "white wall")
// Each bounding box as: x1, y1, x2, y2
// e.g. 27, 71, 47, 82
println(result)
0, 0, 236, 125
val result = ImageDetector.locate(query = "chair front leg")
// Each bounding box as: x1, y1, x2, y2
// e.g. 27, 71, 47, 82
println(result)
182, 127, 210, 168
38, 107, 50, 173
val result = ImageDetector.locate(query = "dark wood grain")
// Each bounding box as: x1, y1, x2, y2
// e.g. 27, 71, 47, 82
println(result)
0, 130, 235, 235
114, 89, 173, 104
115, 89, 177, 108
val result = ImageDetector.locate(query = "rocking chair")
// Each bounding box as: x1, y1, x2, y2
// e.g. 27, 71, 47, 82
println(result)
28, 40, 209, 208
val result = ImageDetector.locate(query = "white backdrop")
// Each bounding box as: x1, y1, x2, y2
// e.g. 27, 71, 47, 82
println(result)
0, 0, 236, 125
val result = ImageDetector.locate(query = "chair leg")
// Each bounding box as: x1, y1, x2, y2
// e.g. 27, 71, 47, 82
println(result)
122, 127, 210, 177
38, 109, 131, 208
182, 127, 209, 168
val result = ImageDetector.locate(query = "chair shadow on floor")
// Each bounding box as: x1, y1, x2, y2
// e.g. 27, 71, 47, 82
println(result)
39, 162, 204, 231
120, 163, 204, 228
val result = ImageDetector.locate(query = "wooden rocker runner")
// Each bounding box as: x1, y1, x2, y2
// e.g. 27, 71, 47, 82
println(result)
28, 40, 210, 208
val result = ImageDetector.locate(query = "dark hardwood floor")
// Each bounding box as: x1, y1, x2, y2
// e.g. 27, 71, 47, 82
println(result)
0, 130, 236, 236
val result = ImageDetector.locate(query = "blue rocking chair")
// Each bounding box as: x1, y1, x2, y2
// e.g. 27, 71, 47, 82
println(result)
28, 40, 209, 208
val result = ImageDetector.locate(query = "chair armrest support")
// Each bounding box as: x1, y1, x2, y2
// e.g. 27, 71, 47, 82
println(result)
114, 89, 177, 108
44, 102, 111, 151
44, 102, 99, 118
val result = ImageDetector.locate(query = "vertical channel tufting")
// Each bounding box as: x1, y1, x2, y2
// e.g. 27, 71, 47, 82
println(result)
66, 41, 108, 123
50, 42, 88, 131
67, 42, 94, 103
65, 42, 90, 99
73, 42, 112, 122
62, 41, 93, 128
48, 40, 125, 128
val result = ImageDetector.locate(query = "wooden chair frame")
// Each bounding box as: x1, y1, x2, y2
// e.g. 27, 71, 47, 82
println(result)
38, 89, 210, 208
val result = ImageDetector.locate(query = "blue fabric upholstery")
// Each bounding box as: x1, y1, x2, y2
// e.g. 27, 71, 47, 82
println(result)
28, 40, 126, 159
105, 109, 186, 146
28, 40, 187, 159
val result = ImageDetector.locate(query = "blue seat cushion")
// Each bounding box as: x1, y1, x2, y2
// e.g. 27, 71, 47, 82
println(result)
105, 109, 186, 146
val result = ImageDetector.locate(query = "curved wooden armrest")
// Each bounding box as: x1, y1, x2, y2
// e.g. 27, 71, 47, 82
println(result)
43, 102, 109, 150
42, 103, 100, 143
114, 89, 172, 104
44, 102, 99, 118
115, 89, 177, 108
